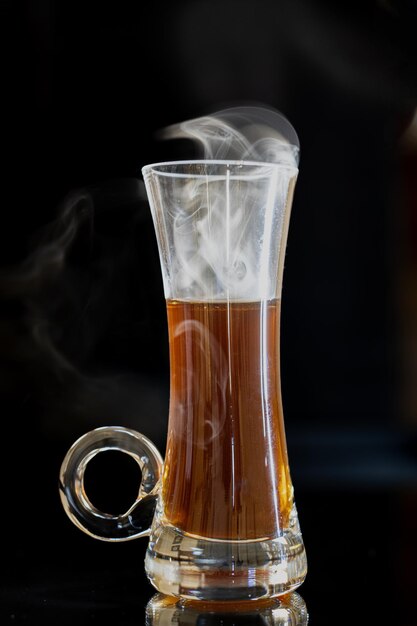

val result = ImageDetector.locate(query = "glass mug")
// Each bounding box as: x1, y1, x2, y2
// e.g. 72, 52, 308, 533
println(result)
59, 160, 307, 601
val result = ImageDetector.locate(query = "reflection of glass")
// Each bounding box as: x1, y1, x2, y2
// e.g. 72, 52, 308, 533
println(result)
146, 592, 308, 625
59, 161, 307, 601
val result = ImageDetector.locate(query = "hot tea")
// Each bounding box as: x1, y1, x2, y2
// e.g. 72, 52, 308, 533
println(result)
163, 298, 293, 540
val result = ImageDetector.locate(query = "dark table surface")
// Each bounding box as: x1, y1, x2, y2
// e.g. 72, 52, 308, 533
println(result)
2, 479, 416, 626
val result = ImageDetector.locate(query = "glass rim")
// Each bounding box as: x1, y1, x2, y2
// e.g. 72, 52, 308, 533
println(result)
141, 159, 298, 179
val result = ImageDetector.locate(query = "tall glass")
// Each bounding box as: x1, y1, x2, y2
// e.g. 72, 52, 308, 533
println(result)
59, 160, 307, 602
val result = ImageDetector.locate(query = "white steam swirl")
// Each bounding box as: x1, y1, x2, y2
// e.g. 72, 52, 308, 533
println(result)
157, 106, 299, 300
173, 319, 228, 447
163, 105, 299, 166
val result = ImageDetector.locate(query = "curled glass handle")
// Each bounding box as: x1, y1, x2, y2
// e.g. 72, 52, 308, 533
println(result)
59, 426, 164, 542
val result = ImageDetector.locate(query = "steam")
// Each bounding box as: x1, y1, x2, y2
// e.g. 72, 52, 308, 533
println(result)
149, 105, 299, 301
0, 180, 168, 440
163, 105, 300, 166
0, 193, 93, 299
0, 192, 94, 378
171, 183, 259, 299
174, 320, 227, 447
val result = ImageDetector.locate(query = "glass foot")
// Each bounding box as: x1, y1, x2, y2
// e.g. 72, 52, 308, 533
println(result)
145, 507, 307, 602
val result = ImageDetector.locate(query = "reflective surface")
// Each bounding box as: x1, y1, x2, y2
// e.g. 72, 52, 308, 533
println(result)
146, 592, 308, 625
2, 487, 416, 625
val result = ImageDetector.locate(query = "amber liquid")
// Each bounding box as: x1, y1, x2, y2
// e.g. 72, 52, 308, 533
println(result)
162, 299, 293, 541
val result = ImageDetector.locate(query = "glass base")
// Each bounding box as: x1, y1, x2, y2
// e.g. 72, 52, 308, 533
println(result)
145, 506, 307, 602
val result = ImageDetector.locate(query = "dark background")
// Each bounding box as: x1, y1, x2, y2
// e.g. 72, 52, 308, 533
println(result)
1, 1, 417, 624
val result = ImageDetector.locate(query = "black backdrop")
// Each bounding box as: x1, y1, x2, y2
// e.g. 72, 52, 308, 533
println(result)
2, 1, 417, 624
